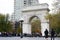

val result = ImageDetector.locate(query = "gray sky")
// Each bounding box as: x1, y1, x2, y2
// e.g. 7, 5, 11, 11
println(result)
0, 0, 54, 15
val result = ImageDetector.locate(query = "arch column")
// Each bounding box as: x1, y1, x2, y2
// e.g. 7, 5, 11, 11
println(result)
40, 17, 49, 36
41, 22, 49, 36
23, 23, 31, 34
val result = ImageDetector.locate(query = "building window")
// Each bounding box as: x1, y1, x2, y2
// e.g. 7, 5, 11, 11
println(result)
24, 1, 26, 6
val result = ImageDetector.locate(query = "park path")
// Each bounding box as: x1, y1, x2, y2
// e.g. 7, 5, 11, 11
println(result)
0, 37, 60, 40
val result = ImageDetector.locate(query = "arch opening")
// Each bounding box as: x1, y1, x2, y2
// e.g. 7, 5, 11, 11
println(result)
29, 16, 42, 35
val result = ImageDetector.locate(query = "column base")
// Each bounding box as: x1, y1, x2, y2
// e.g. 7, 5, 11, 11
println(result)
23, 23, 31, 34
41, 22, 49, 36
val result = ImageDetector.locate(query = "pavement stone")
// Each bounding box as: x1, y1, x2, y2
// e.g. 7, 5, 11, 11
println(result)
0, 37, 60, 40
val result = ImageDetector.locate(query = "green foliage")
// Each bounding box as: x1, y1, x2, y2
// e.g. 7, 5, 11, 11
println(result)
0, 14, 13, 32
46, 13, 60, 34
31, 19, 41, 33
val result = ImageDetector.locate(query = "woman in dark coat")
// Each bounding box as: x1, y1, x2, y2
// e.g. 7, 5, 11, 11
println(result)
44, 29, 48, 40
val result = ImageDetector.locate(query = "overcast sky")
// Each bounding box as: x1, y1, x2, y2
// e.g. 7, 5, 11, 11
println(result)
0, 0, 54, 15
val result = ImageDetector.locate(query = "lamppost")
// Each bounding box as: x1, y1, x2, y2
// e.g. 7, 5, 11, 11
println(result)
15, 21, 21, 36
19, 18, 24, 38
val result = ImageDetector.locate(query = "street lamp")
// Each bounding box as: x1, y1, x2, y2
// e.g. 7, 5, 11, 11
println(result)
19, 18, 24, 38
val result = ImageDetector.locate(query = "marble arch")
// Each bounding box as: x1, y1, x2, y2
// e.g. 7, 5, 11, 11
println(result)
22, 3, 49, 36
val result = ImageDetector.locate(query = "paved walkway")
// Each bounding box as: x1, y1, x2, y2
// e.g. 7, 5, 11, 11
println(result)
0, 37, 60, 40
21, 37, 60, 40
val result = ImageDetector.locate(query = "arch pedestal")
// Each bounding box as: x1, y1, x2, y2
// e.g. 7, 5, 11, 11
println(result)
41, 22, 49, 36
23, 23, 31, 34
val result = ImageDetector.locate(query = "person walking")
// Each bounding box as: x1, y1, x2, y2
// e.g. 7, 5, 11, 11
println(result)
51, 29, 55, 40
44, 29, 48, 40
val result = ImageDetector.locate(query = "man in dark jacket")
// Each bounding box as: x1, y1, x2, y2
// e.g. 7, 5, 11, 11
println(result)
44, 29, 48, 40
51, 29, 55, 40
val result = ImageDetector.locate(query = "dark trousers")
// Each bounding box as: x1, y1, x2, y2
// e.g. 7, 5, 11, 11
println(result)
51, 37, 54, 40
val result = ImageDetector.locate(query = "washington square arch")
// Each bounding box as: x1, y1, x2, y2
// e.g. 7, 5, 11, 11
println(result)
21, 4, 49, 36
